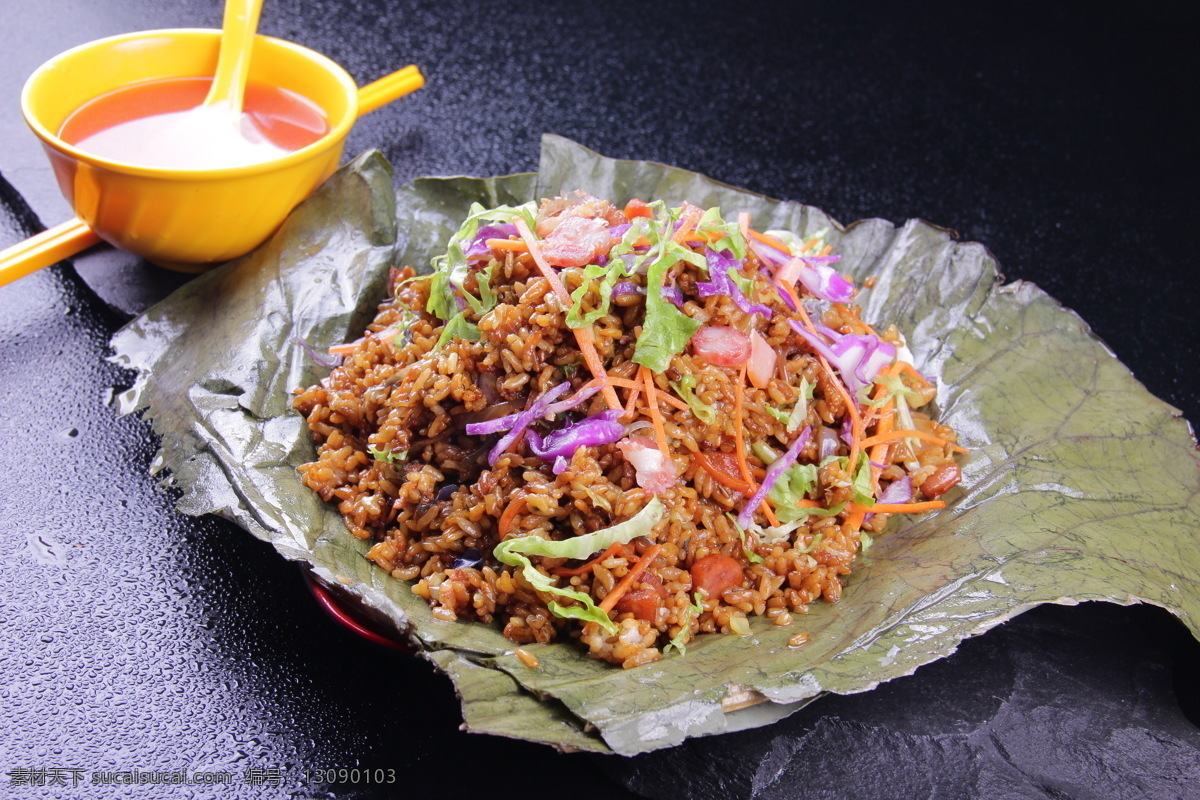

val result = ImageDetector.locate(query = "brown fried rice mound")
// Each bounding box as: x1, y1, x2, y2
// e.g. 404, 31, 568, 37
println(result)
293, 192, 962, 668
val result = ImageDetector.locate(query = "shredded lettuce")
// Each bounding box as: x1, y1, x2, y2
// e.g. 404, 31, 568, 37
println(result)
789, 378, 814, 432
426, 201, 536, 320
764, 378, 814, 433
494, 498, 664, 562
566, 263, 616, 328
496, 549, 620, 633
768, 462, 819, 523
851, 452, 875, 507
492, 499, 667, 632
632, 205, 703, 373
564, 215, 658, 329
669, 374, 716, 425
859, 531, 873, 554
696, 207, 746, 259
435, 312, 481, 349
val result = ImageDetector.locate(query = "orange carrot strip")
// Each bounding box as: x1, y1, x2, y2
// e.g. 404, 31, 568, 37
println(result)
844, 506, 867, 532
747, 228, 791, 256
760, 499, 782, 528
514, 219, 622, 411
728, 364, 782, 527
604, 376, 691, 412
623, 381, 642, 417
791, 300, 864, 469
733, 364, 754, 486
498, 492, 528, 539
485, 238, 528, 252
640, 365, 672, 458
693, 452, 753, 493
867, 397, 895, 496
854, 500, 946, 514
859, 428, 952, 449
327, 342, 361, 355
598, 544, 663, 613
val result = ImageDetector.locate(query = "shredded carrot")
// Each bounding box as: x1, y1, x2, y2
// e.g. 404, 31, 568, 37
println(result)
818, 244, 833, 257
498, 492, 528, 539
843, 506, 868, 532
733, 364, 754, 486
791, 299, 864, 469
692, 452, 767, 492
760, 498, 782, 528
859, 428, 954, 449
640, 365, 672, 458
604, 376, 691, 412
623, 380, 642, 417
693, 452, 753, 493
514, 219, 622, 411
598, 544, 662, 613
485, 238, 528, 252
867, 397, 895, 496
747, 228, 792, 256
327, 342, 360, 356
853, 500, 946, 514
550, 542, 629, 577
729, 363, 782, 527
800, 236, 820, 254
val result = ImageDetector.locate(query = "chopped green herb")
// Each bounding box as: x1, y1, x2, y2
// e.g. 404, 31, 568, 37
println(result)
367, 446, 407, 464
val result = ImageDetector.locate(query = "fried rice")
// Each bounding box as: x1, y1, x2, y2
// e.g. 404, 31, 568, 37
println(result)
293, 192, 963, 668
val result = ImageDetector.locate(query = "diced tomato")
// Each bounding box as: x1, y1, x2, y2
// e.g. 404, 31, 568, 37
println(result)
690, 326, 751, 367
690, 554, 743, 599
747, 331, 777, 389
617, 436, 679, 495
615, 588, 662, 622
623, 198, 652, 220
542, 216, 612, 267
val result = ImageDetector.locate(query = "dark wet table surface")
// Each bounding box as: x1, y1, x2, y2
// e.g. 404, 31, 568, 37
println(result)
1, 2, 1197, 798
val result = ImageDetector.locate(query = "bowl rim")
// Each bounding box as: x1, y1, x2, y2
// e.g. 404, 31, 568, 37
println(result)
20, 28, 360, 180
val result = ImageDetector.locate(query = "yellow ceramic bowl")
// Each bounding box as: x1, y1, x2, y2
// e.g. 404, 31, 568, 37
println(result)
21, 29, 359, 270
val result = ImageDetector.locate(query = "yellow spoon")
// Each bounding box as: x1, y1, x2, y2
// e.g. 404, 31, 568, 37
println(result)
0, 63, 424, 288
205, 0, 264, 114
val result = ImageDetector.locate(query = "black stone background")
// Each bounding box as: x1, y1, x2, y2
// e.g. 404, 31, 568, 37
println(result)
0, 1, 1197, 798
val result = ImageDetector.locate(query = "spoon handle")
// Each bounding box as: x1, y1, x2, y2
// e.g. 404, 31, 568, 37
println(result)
0, 218, 100, 288
204, 0, 265, 110
356, 65, 426, 116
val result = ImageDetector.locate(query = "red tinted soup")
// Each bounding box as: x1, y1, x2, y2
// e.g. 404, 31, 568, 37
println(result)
59, 77, 329, 169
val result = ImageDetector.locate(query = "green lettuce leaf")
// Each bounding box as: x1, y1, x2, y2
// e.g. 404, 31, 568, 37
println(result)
491, 499, 667, 634
494, 498, 665, 562
632, 205, 703, 372
109, 137, 1200, 757
669, 374, 716, 425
